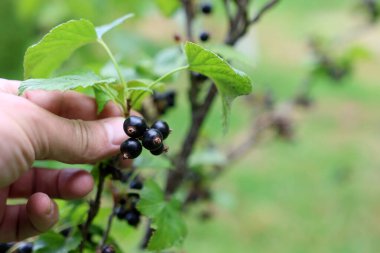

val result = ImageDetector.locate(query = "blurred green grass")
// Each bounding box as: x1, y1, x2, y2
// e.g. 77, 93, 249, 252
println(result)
181, 1, 380, 253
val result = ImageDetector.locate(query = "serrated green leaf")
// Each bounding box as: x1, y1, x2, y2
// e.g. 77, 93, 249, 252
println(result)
95, 13, 134, 39
19, 73, 116, 95
155, 0, 180, 16
137, 180, 187, 251
137, 180, 166, 217
184, 42, 253, 128
34, 230, 81, 253
24, 19, 97, 79
148, 199, 187, 250
94, 86, 112, 114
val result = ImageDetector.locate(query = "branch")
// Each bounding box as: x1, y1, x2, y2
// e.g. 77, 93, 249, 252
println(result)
79, 166, 107, 252
251, 0, 280, 24
100, 205, 116, 248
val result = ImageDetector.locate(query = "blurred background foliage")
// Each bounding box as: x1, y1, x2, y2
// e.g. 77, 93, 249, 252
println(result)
2, 0, 380, 252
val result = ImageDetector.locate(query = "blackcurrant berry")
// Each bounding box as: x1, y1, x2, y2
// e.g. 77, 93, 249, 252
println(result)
115, 206, 126, 220
150, 144, 168, 156
0, 243, 14, 252
123, 116, 148, 138
102, 245, 116, 253
120, 139, 142, 159
194, 72, 208, 82
165, 90, 176, 107
17, 242, 33, 253
199, 32, 210, 42
130, 177, 143, 190
201, 3, 213, 14
125, 210, 141, 227
151, 120, 170, 139
142, 129, 163, 151
60, 227, 72, 237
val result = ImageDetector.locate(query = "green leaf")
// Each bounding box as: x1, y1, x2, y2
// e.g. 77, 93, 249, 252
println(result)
19, 72, 116, 95
148, 199, 187, 250
184, 42, 253, 128
94, 86, 112, 114
34, 230, 81, 253
155, 0, 180, 16
95, 13, 134, 39
137, 180, 187, 251
24, 19, 97, 79
137, 180, 166, 217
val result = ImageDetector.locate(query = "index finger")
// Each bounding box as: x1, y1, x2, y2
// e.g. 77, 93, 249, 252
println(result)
0, 78, 123, 120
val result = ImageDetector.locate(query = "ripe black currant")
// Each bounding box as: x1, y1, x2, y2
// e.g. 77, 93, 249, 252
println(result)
130, 177, 143, 190
142, 129, 163, 151
0, 243, 14, 252
102, 245, 116, 253
201, 3, 213, 14
60, 227, 72, 237
150, 144, 168, 156
123, 116, 148, 138
17, 242, 33, 253
125, 210, 141, 227
120, 139, 142, 159
151, 120, 170, 139
199, 32, 210, 42
115, 206, 126, 220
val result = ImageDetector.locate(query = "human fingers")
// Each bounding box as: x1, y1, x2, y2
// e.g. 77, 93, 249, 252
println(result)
24, 90, 123, 120
0, 78, 123, 120
8, 168, 94, 199
0, 193, 58, 242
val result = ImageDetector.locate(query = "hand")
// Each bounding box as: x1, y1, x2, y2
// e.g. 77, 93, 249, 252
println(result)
0, 78, 126, 242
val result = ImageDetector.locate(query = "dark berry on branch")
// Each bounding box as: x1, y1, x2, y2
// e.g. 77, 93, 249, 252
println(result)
151, 120, 170, 139
125, 210, 141, 227
130, 177, 143, 190
120, 139, 142, 159
60, 227, 72, 237
123, 116, 148, 138
142, 129, 163, 151
150, 144, 168, 156
199, 32, 210, 42
115, 206, 127, 220
16, 243, 33, 253
102, 245, 116, 253
194, 72, 208, 82
0, 243, 14, 252
165, 90, 176, 107
201, 3, 213, 14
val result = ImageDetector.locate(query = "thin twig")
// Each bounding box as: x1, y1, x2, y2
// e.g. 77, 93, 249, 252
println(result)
100, 205, 116, 248
79, 167, 107, 252
251, 0, 280, 24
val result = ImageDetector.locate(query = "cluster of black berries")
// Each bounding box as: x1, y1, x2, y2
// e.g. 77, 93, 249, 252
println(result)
115, 176, 143, 227
120, 116, 171, 159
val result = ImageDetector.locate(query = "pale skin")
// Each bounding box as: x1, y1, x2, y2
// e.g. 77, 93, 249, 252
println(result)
0, 78, 128, 242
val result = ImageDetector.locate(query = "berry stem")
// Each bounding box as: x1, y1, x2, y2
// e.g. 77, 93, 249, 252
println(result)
97, 38, 128, 113
132, 65, 189, 106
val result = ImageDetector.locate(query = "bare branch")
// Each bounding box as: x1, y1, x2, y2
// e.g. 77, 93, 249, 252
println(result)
251, 0, 280, 24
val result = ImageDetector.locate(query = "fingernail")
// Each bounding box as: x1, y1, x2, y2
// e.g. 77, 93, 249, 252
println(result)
103, 117, 126, 146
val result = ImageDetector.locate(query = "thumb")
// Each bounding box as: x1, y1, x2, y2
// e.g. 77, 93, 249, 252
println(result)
32, 113, 126, 163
